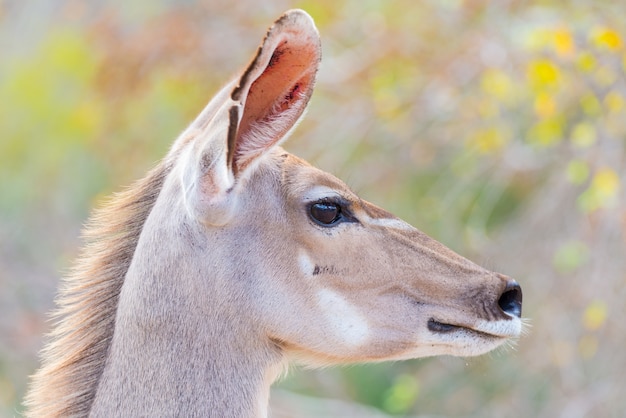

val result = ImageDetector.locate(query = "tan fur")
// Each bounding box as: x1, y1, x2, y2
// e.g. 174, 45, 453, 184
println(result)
24, 10, 522, 417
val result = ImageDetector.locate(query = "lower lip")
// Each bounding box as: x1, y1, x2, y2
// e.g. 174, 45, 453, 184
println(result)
428, 318, 504, 339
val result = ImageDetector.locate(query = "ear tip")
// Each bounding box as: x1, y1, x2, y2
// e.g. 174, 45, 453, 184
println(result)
273, 9, 320, 40
281, 8, 317, 25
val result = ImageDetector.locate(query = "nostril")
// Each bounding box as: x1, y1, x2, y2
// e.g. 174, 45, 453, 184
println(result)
498, 280, 523, 318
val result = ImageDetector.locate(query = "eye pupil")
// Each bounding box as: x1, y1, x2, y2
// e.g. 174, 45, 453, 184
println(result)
310, 202, 341, 225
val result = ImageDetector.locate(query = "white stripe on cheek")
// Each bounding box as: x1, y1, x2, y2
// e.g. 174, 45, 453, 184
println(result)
298, 250, 315, 276
318, 289, 370, 346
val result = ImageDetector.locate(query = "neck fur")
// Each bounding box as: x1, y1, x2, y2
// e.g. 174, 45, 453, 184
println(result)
90, 302, 284, 417
89, 171, 286, 417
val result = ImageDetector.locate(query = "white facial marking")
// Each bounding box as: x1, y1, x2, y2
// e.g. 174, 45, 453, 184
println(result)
303, 185, 343, 203
298, 250, 315, 276
365, 217, 413, 231
317, 289, 369, 346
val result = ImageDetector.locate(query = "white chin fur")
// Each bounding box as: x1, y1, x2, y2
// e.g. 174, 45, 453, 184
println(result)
472, 317, 523, 338
397, 318, 523, 360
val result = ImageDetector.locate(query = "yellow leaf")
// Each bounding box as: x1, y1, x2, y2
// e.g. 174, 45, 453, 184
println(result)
604, 90, 625, 113
383, 374, 419, 414
592, 167, 620, 197
580, 93, 602, 116
527, 59, 561, 90
469, 127, 508, 154
553, 27, 575, 57
582, 300, 608, 331
42, 28, 98, 83
576, 51, 597, 73
570, 122, 596, 148
527, 117, 564, 146
566, 160, 589, 185
524, 27, 553, 51
591, 27, 623, 51
578, 167, 621, 211
481, 69, 515, 103
534, 91, 556, 118
69, 100, 103, 140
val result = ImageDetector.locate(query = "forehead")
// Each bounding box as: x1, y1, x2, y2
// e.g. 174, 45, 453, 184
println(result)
280, 153, 355, 199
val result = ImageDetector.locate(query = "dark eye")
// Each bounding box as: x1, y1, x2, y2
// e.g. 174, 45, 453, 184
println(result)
309, 202, 342, 226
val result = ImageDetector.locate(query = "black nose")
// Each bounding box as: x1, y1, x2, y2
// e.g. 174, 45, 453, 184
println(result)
498, 279, 523, 318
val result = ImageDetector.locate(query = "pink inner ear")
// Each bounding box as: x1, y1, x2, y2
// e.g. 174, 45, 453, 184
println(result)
232, 39, 318, 175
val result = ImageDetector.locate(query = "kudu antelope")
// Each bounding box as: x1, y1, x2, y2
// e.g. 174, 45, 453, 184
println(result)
25, 9, 523, 417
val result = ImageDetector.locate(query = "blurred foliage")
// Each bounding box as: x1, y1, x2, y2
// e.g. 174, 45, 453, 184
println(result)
1, 0, 625, 417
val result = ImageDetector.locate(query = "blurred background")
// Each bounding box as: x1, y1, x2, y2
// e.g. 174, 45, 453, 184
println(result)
1, 0, 625, 416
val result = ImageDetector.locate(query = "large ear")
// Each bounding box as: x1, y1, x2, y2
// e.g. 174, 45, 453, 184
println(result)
229, 10, 321, 176
178, 9, 321, 225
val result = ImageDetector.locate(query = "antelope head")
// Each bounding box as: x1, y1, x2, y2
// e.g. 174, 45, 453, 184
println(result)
166, 9, 523, 366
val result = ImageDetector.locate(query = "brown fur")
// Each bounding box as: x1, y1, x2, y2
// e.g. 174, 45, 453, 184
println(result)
23, 162, 170, 417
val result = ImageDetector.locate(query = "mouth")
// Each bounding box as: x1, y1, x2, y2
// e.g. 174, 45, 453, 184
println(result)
427, 318, 520, 339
